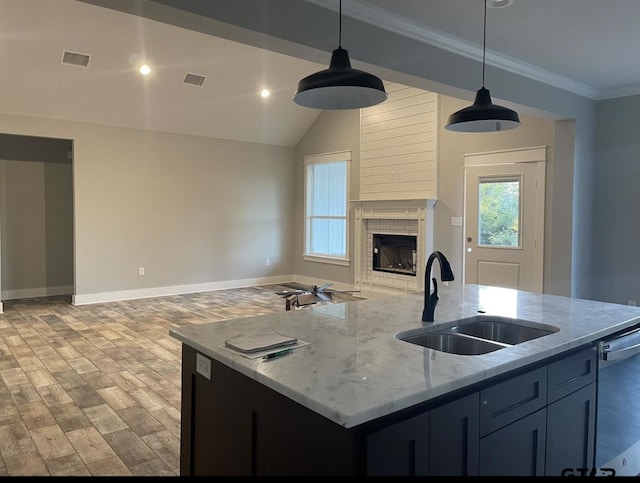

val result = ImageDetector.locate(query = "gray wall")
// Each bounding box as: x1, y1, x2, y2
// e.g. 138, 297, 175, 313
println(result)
0, 113, 295, 301
593, 94, 640, 305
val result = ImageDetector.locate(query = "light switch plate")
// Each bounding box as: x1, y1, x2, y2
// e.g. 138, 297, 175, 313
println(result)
196, 353, 211, 380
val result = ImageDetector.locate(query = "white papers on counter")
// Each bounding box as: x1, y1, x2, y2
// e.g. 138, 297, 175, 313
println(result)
224, 331, 297, 353
220, 340, 309, 359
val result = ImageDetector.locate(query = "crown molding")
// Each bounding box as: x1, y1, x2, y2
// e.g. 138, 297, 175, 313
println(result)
305, 0, 636, 101
595, 84, 640, 100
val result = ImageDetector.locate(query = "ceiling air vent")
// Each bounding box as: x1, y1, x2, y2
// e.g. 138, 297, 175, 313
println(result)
61, 50, 90, 67
183, 73, 206, 87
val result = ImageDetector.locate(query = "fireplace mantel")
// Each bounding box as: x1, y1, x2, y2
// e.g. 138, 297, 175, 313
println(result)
353, 199, 437, 295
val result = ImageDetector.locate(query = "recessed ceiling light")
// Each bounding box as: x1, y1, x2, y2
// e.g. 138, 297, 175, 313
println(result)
139, 65, 151, 75
487, 0, 514, 7
261, 89, 270, 98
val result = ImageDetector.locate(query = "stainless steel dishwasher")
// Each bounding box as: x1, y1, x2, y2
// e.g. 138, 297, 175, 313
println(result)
596, 325, 640, 476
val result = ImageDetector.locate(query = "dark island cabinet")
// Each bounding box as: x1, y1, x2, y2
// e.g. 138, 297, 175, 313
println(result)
366, 412, 429, 476
180, 347, 362, 476
366, 392, 480, 476
479, 408, 547, 475
545, 383, 597, 475
545, 346, 597, 476
477, 346, 597, 476
428, 392, 479, 476
478, 366, 548, 476
180, 344, 596, 476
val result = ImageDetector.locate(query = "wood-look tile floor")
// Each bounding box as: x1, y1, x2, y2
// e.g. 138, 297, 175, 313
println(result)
0, 284, 308, 476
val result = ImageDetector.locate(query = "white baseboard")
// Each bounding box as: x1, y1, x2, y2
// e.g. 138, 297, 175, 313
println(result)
71, 275, 293, 306
0, 276, 393, 311
2, 285, 74, 301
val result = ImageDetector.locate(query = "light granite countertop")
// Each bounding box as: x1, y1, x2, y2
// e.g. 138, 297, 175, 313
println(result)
169, 284, 640, 428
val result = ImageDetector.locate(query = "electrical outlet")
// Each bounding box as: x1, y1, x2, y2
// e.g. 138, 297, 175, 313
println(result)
265, 258, 270, 266
629, 300, 637, 306
138, 267, 145, 276
451, 217, 463, 226
196, 353, 211, 380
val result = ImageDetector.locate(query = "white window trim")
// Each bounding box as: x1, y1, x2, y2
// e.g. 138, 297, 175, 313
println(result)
463, 145, 547, 167
303, 150, 351, 266
302, 254, 351, 266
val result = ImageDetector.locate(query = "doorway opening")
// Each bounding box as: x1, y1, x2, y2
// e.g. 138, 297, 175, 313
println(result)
0, 133, 74, 310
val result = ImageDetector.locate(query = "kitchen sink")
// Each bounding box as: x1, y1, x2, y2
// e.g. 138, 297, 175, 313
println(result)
399, 331, 505, 355
395, 316, 560, 355
450, 316, 560, 345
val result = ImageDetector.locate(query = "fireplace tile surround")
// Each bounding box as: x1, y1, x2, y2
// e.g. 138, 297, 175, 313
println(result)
353, 199, 436, 295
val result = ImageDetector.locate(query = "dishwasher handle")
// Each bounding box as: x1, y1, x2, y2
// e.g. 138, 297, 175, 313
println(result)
600, 327, 640, 362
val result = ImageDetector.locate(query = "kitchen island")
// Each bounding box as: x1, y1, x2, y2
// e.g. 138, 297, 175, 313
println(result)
169, 284, 640, 476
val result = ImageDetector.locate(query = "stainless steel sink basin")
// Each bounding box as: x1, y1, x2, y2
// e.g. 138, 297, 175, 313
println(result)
395, 315, 560, 355
450, 316, 560, 345
400, 332, 504, 355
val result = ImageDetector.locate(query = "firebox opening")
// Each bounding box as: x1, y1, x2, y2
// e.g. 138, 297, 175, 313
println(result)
372, 234, 417, 276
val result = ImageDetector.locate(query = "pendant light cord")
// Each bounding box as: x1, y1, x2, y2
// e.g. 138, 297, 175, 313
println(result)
338, 0, 342, 48
482, 0, 487, 88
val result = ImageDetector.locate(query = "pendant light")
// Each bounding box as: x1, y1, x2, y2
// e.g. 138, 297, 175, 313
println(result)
293, 0, 387, 110
445, 0, 520, 132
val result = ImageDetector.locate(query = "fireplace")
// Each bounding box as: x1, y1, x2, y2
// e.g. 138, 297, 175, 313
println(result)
372, 234, 417, 276
354, 199, 436, 294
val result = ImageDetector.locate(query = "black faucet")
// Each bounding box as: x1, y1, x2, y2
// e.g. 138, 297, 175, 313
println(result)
422, 251, 455, 322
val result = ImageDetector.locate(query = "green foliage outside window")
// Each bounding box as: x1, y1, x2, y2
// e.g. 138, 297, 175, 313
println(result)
478, 179, 520, 247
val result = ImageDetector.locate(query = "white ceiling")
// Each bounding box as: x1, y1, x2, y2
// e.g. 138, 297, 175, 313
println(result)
334, 0, 640, 100
0, 0, 325, 147
2, 0, 640, 147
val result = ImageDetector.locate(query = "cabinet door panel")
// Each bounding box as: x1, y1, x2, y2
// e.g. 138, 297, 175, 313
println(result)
367, 413, 429, 476
429, 393, 479, 476
479, 408, 546, 476
545, 383, 596, 476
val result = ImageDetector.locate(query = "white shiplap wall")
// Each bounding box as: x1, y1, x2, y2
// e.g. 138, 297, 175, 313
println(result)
360, 82, 438, 201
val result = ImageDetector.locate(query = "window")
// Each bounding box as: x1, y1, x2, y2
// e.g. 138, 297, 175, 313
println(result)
478, 176, 521, 248
304, 151, 350, 266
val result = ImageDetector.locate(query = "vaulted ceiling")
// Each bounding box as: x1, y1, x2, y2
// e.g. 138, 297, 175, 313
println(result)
3, 0, 639, 147
0, 0, 324, 147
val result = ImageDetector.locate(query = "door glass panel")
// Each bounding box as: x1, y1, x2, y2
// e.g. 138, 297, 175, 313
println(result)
478, 177, 521, 248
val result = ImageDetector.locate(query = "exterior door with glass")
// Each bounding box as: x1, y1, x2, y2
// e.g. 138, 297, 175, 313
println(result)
463, 151, 545, 292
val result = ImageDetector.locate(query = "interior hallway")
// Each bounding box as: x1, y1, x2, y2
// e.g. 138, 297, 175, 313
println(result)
0, 284, 294, 476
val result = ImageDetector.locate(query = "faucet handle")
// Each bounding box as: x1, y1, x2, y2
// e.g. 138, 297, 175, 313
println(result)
431, 277, 438, 297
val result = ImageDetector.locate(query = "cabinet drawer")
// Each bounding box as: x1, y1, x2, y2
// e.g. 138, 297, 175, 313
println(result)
547, 346, 597, 403
480, 366, 547, 437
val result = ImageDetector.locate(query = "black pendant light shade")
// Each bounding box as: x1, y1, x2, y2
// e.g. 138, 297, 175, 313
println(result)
446, 87, 520, 132
293, 0, 387, 110
445, 0, 520, 132
293, 47, 387, 109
